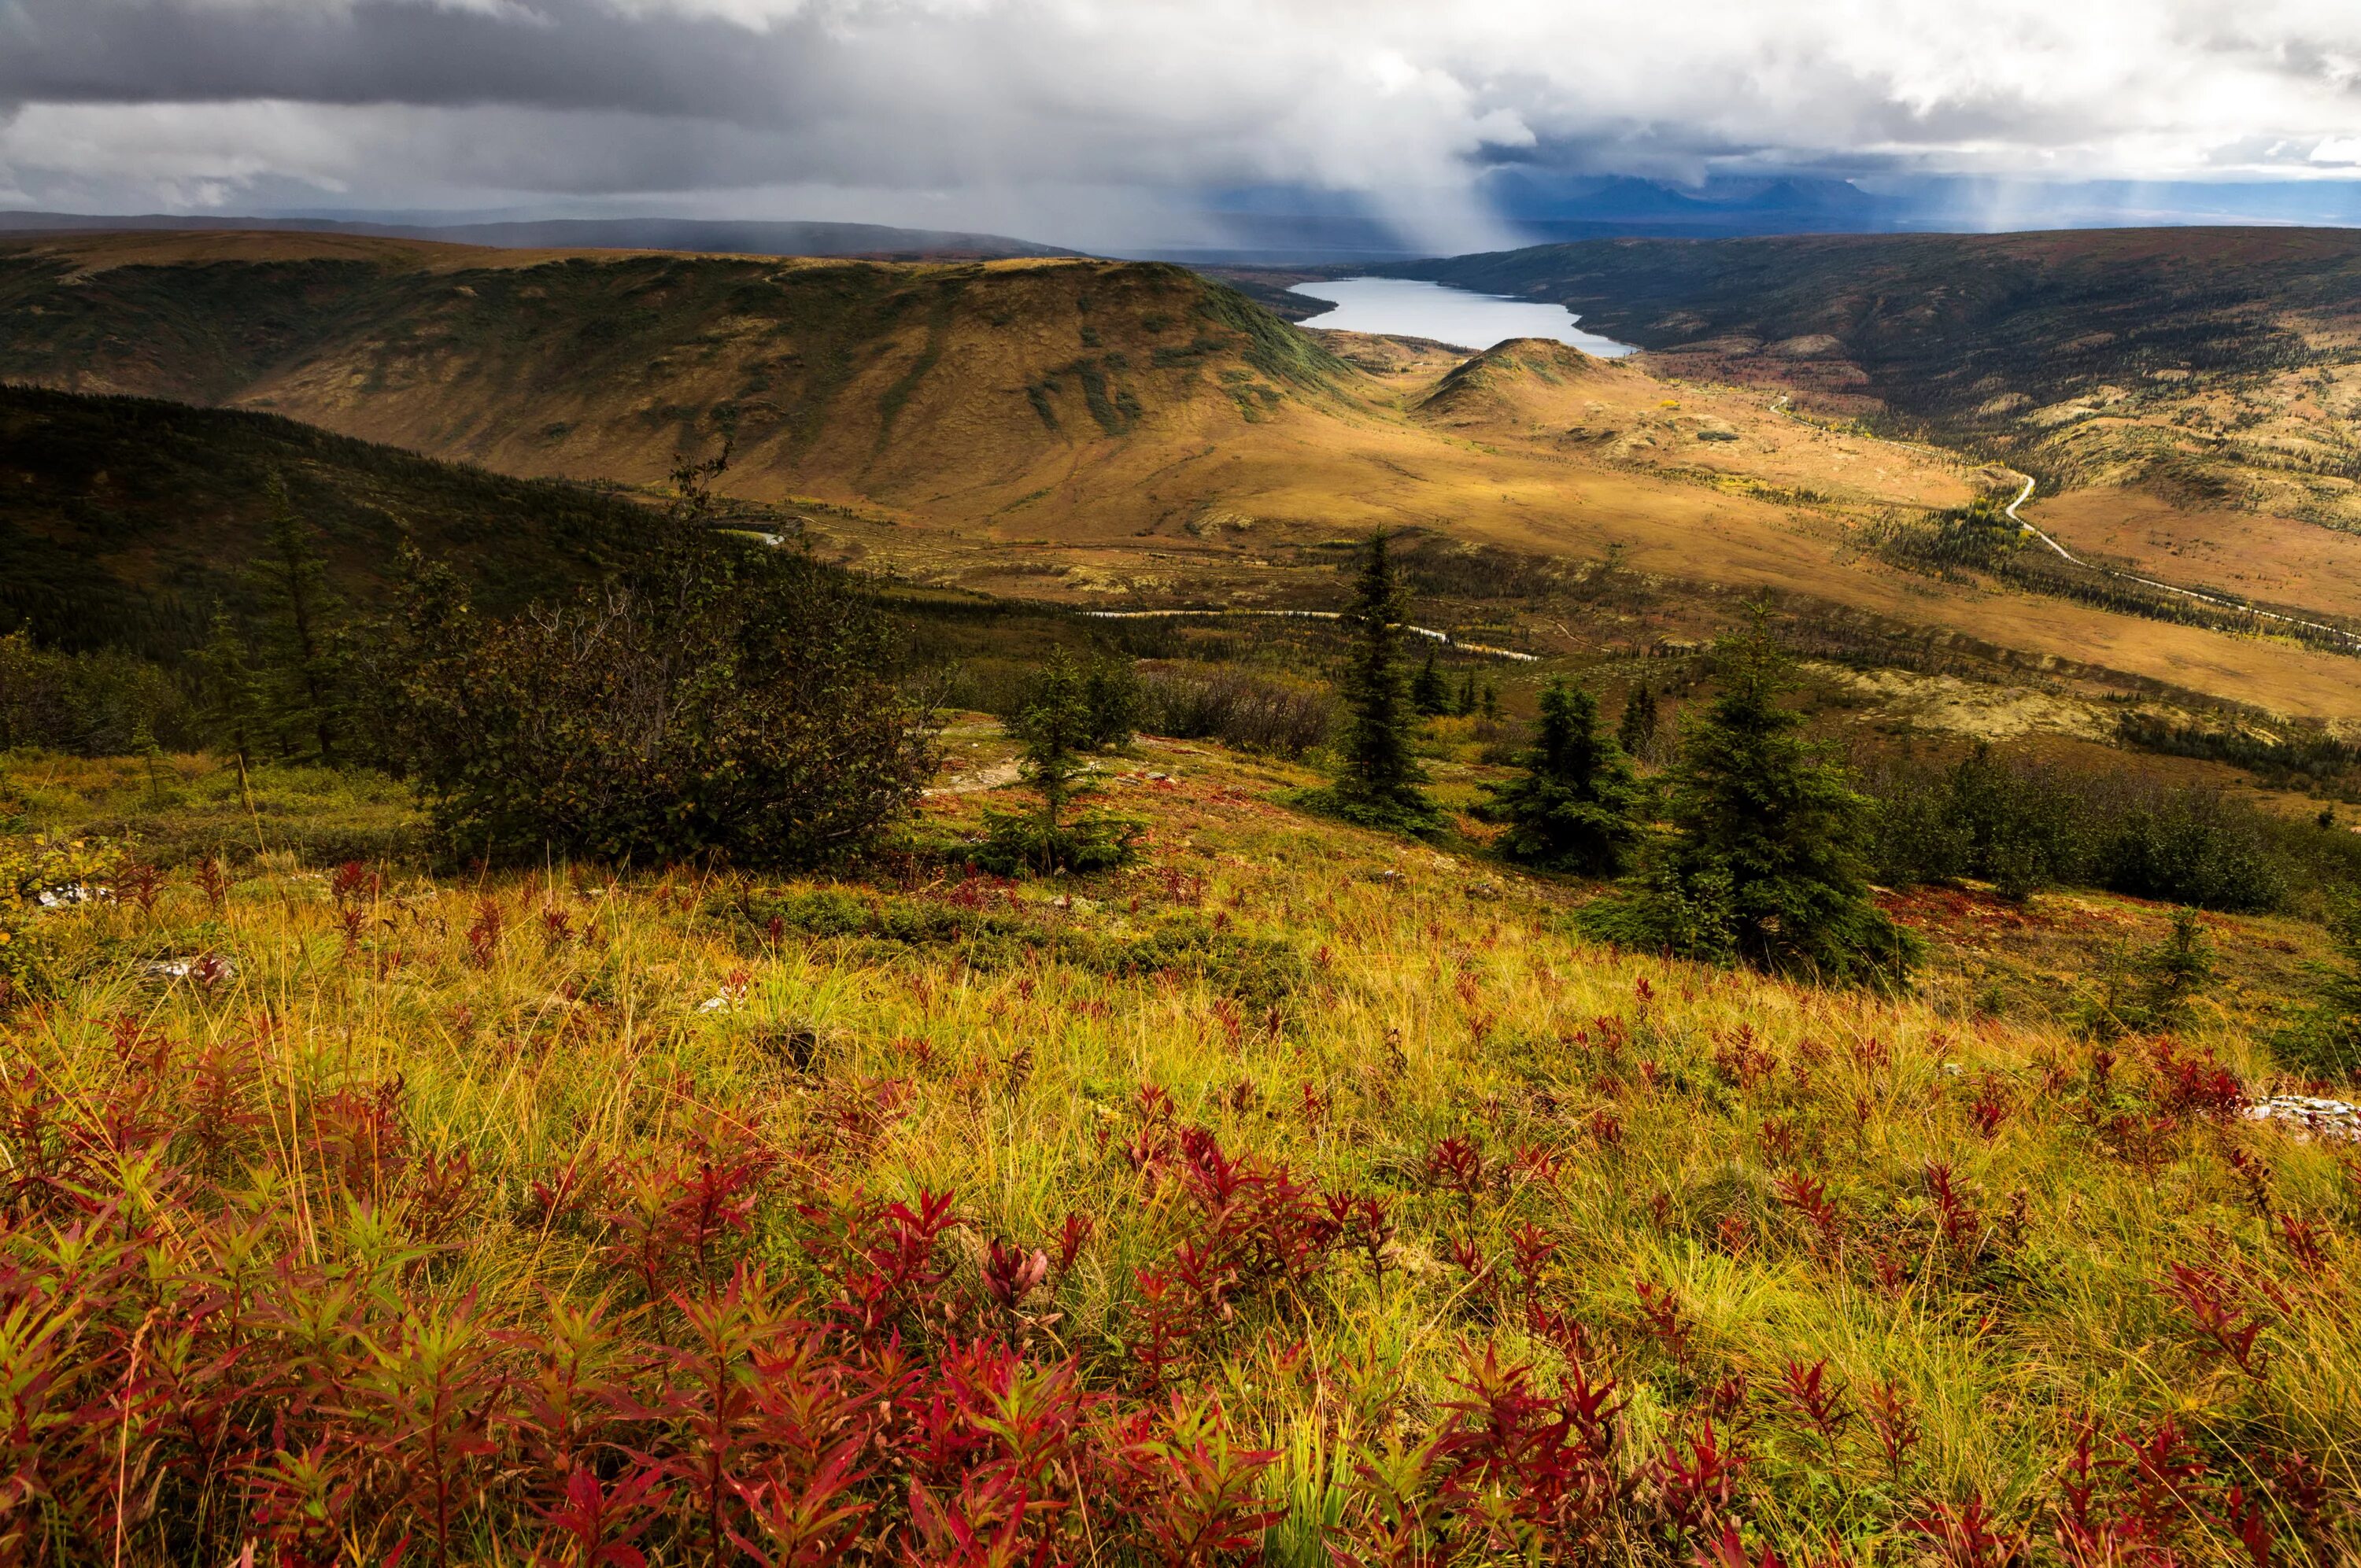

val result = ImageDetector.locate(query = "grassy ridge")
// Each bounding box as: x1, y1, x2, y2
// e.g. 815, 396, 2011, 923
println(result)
2, 739, 2355, 1562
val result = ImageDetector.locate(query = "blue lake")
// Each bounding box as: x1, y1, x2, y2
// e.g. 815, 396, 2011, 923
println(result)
1288, 276, 1637, 356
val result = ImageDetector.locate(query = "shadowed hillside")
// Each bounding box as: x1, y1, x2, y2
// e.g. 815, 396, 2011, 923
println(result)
0, 384, 661, 659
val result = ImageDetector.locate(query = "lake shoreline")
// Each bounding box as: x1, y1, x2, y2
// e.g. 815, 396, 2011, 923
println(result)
1287, 275, 1639, 357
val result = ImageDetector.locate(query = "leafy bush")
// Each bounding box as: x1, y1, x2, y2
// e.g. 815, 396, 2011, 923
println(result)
0, 633, 199, 755
1135, 666, 1332, 758
2098, 790, 2285, 913
0, 832, 121, 1002
1865, 750, 2309, 914
1867, 743, 2081, 901
373, 470, 931, 869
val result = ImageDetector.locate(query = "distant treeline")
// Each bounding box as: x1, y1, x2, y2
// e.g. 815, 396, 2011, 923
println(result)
0, 385, 657, 663
1862, 743, 2361, 914
2117, 712, 2361, 791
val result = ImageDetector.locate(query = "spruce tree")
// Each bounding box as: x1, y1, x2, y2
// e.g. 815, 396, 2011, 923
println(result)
1410, 651, 1450, 716
1479, 681, 1502, 721
1018, 648, 1093, 843
194, 611, 264, 766
1480, 680, 1643, 875
1330, 533, 1436, 832
1594, 622, 1913, 985
1617, 683, 1660, 760
246, 478, 345, 765
981, 648, 1141, 873
1454, 671, 1478, 718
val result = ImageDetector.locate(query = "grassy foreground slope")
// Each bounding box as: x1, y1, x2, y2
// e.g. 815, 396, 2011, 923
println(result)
3, 738, 2355, 1563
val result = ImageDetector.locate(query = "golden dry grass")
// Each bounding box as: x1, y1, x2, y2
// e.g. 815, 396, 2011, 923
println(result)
8, 231, 2361, 721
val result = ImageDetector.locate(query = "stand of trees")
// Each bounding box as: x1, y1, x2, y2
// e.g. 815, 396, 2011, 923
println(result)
1480, 680, 1643, 876
1581, 624, 1916, 987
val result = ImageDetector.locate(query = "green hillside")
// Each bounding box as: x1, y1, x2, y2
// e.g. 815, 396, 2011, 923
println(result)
0, 385, 658, 659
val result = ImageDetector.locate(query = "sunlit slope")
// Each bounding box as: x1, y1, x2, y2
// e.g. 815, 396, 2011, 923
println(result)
0, 231, 1358, 509
1406, 338, 1984, 511
6, 231, 2361, 719
1395, 228, 2361, 538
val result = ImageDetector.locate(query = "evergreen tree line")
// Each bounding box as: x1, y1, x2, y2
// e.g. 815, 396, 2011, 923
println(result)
2, 481, 398, 767
1321, 533, 1916, 987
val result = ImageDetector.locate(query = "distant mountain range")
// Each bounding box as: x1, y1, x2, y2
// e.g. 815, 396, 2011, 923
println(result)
0, 212, 1077, 261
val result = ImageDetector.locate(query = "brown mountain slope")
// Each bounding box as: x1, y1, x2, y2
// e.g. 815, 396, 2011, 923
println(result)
1403, 338, 1986, 513
6, 229, 2360, 721
1392, 228, 2361, 549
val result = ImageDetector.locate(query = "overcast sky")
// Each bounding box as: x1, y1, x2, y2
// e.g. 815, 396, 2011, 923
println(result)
5, 0, 2361, 250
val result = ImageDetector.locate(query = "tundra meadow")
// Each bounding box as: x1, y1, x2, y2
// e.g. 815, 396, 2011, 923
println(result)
1, 743, 2352, 1567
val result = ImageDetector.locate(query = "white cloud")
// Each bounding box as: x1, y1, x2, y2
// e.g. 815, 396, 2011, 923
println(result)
2, 0, 2359, 242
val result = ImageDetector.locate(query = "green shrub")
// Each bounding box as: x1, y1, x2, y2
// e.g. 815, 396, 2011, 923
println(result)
1864, 750, 2314, 913
724, 890, 1302, 1009
2098, 791, 2284, 913
1867, 743, 2080, 900
971, 809, 1142, 876
2274, 895, 2361, 1081
373, 463, 931, 869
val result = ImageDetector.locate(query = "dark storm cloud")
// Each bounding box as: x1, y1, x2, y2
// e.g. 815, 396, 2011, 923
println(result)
0, 0, 833, 118
3, 0, 2359, 246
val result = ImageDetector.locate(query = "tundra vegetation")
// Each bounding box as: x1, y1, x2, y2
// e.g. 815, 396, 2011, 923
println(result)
6, 719, 2361, 1565
9, 436, 2361, 1565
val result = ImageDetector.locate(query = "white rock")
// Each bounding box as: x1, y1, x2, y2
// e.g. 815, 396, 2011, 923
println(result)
2244, 1096, 2361, 1142
142, 956, 237, 981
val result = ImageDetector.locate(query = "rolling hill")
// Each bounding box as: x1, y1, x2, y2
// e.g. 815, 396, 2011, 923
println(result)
6, 227, 2361, 723
1387, 229, 2361, 569
0, 384, 663, 659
